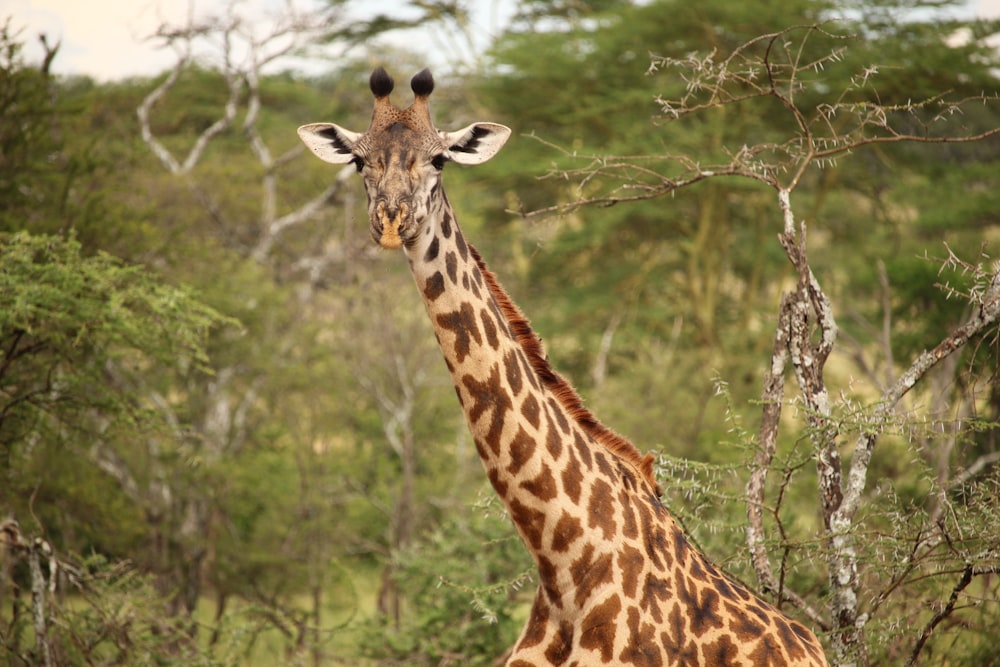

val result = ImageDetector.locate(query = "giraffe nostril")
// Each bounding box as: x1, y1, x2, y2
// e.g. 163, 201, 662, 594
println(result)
377, 200, 411, 225
373, 199, 410, 250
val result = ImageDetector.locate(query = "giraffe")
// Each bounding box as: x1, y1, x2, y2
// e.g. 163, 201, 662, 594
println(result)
298, 67, 829, 667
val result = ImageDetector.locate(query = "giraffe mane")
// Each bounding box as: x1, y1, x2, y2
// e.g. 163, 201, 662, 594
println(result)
467, 242, 661, 495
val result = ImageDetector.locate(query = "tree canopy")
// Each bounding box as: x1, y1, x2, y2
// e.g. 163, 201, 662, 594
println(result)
1, 1, 998, 665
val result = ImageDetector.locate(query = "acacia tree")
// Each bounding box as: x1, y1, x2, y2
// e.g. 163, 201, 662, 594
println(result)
513, 21, 1000, 666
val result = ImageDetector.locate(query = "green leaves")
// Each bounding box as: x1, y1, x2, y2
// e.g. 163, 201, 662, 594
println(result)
358, 493, 532, 666
0, 231, 233, 530
0, 231, 230, 368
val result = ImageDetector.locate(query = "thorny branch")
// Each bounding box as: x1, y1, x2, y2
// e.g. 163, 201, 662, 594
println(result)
747, 291, 831, 631
518, 24, 999, 221
903, 562, 1000, 667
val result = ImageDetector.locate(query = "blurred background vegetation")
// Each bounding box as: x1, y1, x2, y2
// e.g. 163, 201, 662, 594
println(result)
1, 0, 998, 665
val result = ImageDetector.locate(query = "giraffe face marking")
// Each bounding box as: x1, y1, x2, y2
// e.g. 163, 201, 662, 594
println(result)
297, 68, 510, 251
354, 122, 446, 249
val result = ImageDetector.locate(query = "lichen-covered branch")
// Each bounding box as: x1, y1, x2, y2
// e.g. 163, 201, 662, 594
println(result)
747, 293, 831, 631
1, 520, 55, 667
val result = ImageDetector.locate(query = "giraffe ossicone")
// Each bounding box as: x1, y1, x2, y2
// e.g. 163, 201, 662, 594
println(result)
299, 68, 828, 667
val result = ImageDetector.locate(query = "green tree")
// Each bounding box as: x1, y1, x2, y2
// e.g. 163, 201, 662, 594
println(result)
357, 494, 533, 667
472, 1, 1000, 664
0, 231, 227, 541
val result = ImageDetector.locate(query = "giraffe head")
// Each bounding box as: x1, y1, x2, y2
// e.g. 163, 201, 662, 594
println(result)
298, 68, 511, 249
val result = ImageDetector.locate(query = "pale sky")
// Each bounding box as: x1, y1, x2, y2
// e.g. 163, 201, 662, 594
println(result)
4, 0, 1000, 81
8, 0, 302, 79
5, 0, 513, 80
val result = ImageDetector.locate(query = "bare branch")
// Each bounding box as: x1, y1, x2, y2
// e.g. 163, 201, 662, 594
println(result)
136, 53, 189, 174
903, 563, 974, 667
747, 295, 788, 592
591, 311, 623, 388
838, 262, 1000, 526
946, 451, 1000, 491
138, 1, 348, 266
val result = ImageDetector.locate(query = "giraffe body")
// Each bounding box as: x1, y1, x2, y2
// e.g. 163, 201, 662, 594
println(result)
298, 68, 828, 667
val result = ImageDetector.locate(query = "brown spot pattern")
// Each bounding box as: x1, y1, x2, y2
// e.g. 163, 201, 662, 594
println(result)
573, 431, 593, 469
445, 250, 458, 283
618, 545, 644, 598
504, 349, 523, 396
517, 590, 549, 650
677, 574, 725, 636
507, 425, 537, 476
775, 616, 808, 661
423, 271, 445, 301
551, 511, 583, 553
544, 621, 574, 665
485, 462, 508, 497
702, 635, 741, 665
480, 308, 499, 349
579, 594, 621, 662
436, 302, 481, 363
639, 573, 671, 624
521, 394, 540, 428
537, 554, 561, 607
560, 456, 583, 504
545, 415, 563, 459
423, 235, 439, 262
747, 634, 790, 667
455, 224, 468, 260
620, 606, 663, 667
460, 363, 511, 452
620, 489, 639, 539
569, 544, 614, 607
549, 398, 569, 434
509, 497, 547, 551
587, 478, 617, 541
440, 209, 452, 238
521, 464, 558, 501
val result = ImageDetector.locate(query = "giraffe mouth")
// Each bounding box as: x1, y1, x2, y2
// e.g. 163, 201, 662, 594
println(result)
374, 201, 409, 250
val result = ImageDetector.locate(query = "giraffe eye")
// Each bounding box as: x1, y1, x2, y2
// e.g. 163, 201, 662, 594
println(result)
431, 154, 448, 171
350, 156, 364, 173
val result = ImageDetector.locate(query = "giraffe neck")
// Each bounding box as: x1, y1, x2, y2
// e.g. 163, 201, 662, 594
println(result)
402, 191, 659, 576
400, 192, 828, 667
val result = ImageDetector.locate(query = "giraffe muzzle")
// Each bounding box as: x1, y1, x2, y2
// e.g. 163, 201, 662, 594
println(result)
374, 200, 409, 250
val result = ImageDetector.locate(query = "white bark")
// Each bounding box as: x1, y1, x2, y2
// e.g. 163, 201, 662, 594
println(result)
137, 1, 347, 271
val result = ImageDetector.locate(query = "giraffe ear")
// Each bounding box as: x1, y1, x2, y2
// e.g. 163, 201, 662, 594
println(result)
297, 123, 362, 164
441, 123, 511, 165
